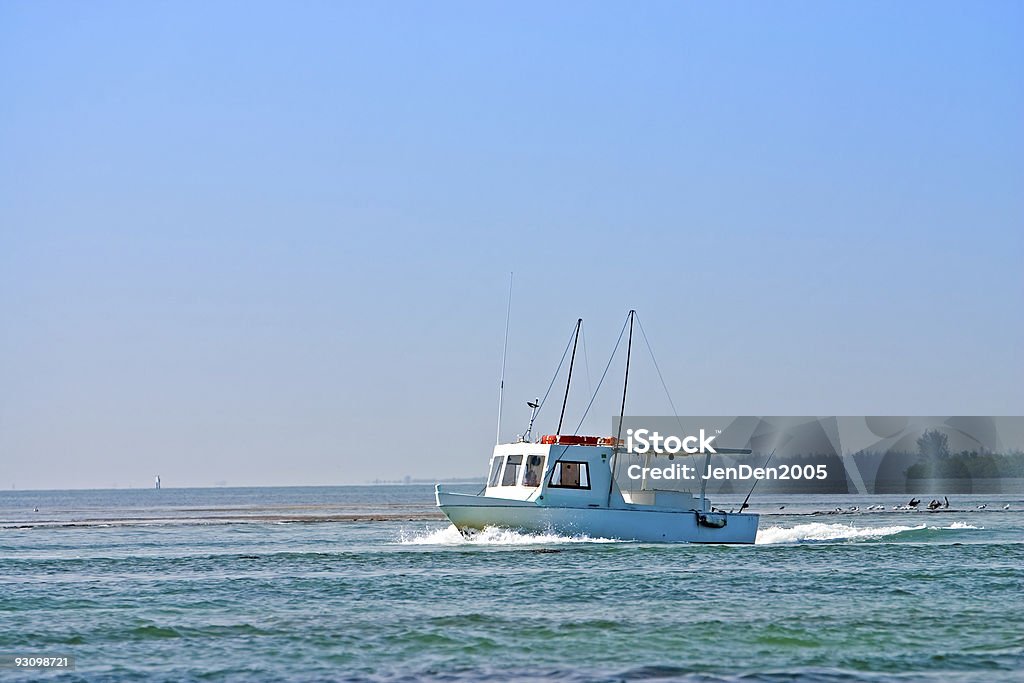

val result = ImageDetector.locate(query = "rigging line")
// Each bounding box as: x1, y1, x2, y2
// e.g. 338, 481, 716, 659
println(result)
580, 322, 594, 401
535, 312, 629, 502
556, 319, 583, 436
533, 322, 580, 426
614, 310, 635, 447
634, 313, 687, 438
572, 312, 630, 435
607, 310, 635, 506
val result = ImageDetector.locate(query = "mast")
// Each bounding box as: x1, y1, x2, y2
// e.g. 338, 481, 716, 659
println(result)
495, 272, 513, 445
556, 318, 583, 436
608, 310, 635, 505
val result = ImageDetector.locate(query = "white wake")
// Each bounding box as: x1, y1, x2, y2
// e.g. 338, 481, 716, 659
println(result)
755, 521, 980, 545
398, 524, 622, 545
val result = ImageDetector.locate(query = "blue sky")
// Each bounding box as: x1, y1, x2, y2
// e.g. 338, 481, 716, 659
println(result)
1, 1, 1021, 488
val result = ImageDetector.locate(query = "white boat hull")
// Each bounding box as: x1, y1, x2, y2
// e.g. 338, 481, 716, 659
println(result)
436, 490, 758, 544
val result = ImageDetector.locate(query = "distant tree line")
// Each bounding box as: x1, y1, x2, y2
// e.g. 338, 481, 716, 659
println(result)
709, 428, 1024, 494
904, 429, 1024, 479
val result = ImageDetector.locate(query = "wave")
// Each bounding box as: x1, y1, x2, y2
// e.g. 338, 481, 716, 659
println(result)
398, 524, 623, 546
756, 521, 981, 545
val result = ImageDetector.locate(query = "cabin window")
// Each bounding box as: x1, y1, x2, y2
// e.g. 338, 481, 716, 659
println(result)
488, 456, 505, 487
548, 461, 590, 489
501, 455, 523, 486
522, 455, 545, 487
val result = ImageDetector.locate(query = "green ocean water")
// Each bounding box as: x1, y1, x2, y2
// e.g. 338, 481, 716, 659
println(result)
1, 486, 1022, 682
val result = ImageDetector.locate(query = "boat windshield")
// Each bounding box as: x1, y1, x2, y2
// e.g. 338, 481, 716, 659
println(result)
500, 455, 523, 486
522, 455, 545, 487
488, 456, 504, 487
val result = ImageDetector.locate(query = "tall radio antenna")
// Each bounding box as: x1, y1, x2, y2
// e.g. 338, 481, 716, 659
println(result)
495, 272, 513, 445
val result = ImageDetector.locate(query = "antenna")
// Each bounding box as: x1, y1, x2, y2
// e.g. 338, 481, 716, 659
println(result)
525, 398, 540, 441
495, 272, 513, 445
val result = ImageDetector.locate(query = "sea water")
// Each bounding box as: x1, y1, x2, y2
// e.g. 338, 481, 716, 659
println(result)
1, 486, 1021, 681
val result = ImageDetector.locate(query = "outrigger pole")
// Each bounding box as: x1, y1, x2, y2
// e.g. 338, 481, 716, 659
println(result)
556, 318, 583, 436
608, 310, 635, 505
739, 448, 777, 512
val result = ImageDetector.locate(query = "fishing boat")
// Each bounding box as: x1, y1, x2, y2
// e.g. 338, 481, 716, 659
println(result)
435, 311, 760, 543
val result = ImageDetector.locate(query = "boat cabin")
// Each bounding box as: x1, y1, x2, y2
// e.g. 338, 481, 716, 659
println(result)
484, 437, 614, 505
483, 435, 699, 511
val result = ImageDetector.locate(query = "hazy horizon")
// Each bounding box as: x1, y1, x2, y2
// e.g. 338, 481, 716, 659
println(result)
2, 2, 1022, 489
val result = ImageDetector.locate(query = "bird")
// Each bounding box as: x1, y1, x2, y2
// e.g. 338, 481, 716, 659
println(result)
779, 505, 785, 510
977, 504, 987, 509
1004, 504, 1011, 510
908, 498, 921, 508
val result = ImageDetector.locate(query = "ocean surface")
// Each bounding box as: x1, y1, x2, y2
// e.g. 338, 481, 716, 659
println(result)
1, 486, 1022, 682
